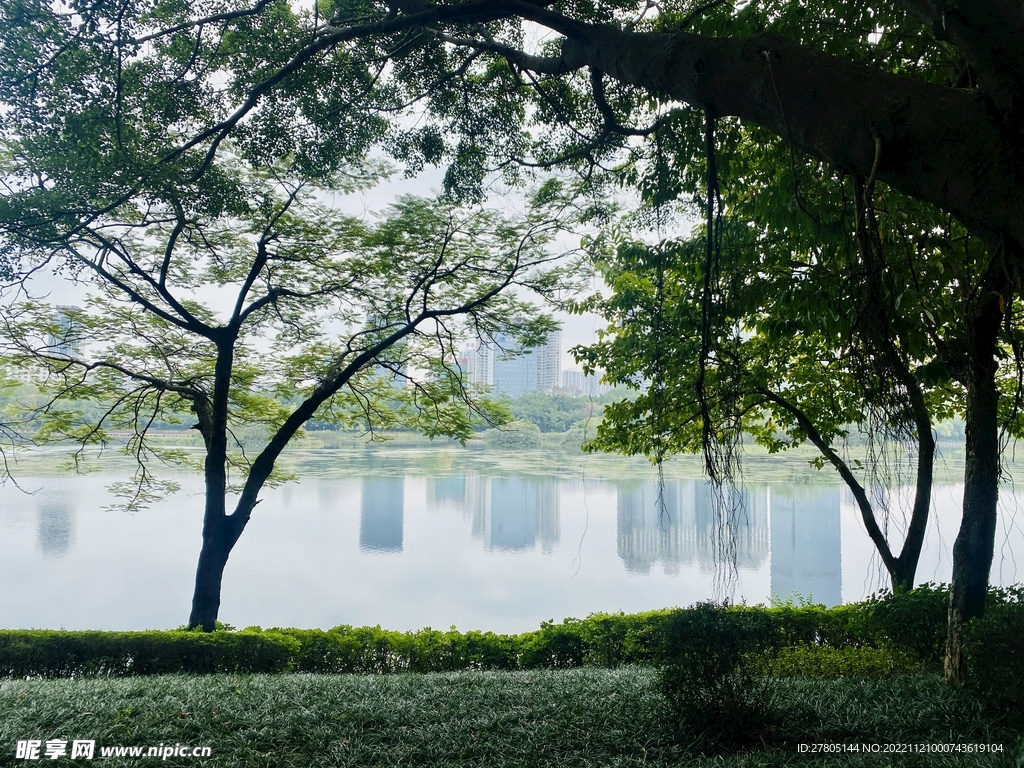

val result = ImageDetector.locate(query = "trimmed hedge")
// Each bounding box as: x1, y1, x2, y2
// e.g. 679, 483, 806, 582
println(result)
758, 645, 921, 678
0, 630, 297, 678
0, 614, 672, 679
1, 585, 1018, 678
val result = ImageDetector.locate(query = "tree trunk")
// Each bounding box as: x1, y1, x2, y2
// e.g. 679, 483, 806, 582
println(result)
882, 351, 935, 593
187, 338, 244, 632
944, 294, 1002, 681
188, 509, 248, 631
848, 173, 936, 594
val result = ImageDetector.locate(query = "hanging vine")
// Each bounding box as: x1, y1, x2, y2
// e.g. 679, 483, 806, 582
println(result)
634, 108, 739, 595
651, 112, 670, 530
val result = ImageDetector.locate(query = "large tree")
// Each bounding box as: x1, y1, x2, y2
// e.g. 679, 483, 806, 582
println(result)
359, 0, 1024, 681
0, 159, 574, 630
2, 0, 1021, 675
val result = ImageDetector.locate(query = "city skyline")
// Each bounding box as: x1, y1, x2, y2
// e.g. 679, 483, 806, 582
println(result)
459, 325, 612, 397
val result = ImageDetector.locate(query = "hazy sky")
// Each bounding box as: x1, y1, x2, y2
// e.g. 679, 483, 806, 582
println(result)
20, 163, 610, 372
335, 164, 614, 370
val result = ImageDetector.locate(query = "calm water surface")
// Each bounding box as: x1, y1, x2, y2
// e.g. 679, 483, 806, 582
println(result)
1, 447, 1021, 632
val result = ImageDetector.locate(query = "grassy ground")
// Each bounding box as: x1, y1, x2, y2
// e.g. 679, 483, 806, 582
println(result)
1, 669, 1019, 768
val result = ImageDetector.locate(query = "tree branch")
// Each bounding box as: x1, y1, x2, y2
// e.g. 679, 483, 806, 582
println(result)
759, 388, 899, 573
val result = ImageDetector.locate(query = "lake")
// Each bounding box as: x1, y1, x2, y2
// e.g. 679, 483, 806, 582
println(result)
1, 444, 1021, 633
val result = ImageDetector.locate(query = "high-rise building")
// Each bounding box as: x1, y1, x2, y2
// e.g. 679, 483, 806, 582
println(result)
49, 305, 81, 359
536, 329, 561, 392
462, 340, 493, 387
492, 331, 537, 398
562, 369, 584, 394
488, 329, 561, 398
562, 368, 611, 397
3, 362, 41, 385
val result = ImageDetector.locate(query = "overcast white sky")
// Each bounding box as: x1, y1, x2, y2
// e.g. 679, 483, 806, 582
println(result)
339, 166, 613, 371
21, 162, 614, 372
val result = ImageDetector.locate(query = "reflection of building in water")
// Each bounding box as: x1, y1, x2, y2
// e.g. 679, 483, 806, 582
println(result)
360, 477, 404, 553
426, 476, 466, 515
467, 474, 490, 536
536, 482, 559, 553
770, 485, 842, 606
468, 476, 560, 553
37, 501, 75, 557
616, 481, 769, 575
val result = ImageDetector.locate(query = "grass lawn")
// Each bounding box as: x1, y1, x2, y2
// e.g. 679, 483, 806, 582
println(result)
1, 668, 1019, 767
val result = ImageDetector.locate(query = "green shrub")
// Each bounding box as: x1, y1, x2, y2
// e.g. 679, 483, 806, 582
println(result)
560, 419, 599, 450
863, 584, 949, 665
758, 644, 921, 678
0, 630, 297, 677
658, 604, 780, 751
963, 587, 1024, 729
519, 620, 585, 668
577, 610, 668, 666
482, 420, 541, 449
1, 587, 1017, 682
767, 601, 872, 648
406, 627, 519, 672
460, 630, 521, 670
515, 612, 671, 669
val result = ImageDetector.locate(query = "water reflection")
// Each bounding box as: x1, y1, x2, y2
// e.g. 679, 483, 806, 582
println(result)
4, 460, 1018, 632
427, 476, 466, 514
426, 475, 561, 552
616, 480, 769, 575
37, 501, 75, 558
770, 486, 842, 606
472, 477, 560, 553
362, 474, 564, 554
360, 477, 404, 553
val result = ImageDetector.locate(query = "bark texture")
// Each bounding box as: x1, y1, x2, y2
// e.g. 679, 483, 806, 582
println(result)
188, 510, 249, 632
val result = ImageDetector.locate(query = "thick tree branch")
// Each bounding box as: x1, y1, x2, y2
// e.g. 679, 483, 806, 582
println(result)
341, 3, 1024, 251
68, 246, 212, 337
127, 0, 277, 46
231, 248, 546, 525
542, 24, 1024, 251
896, 0, 1024, 118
